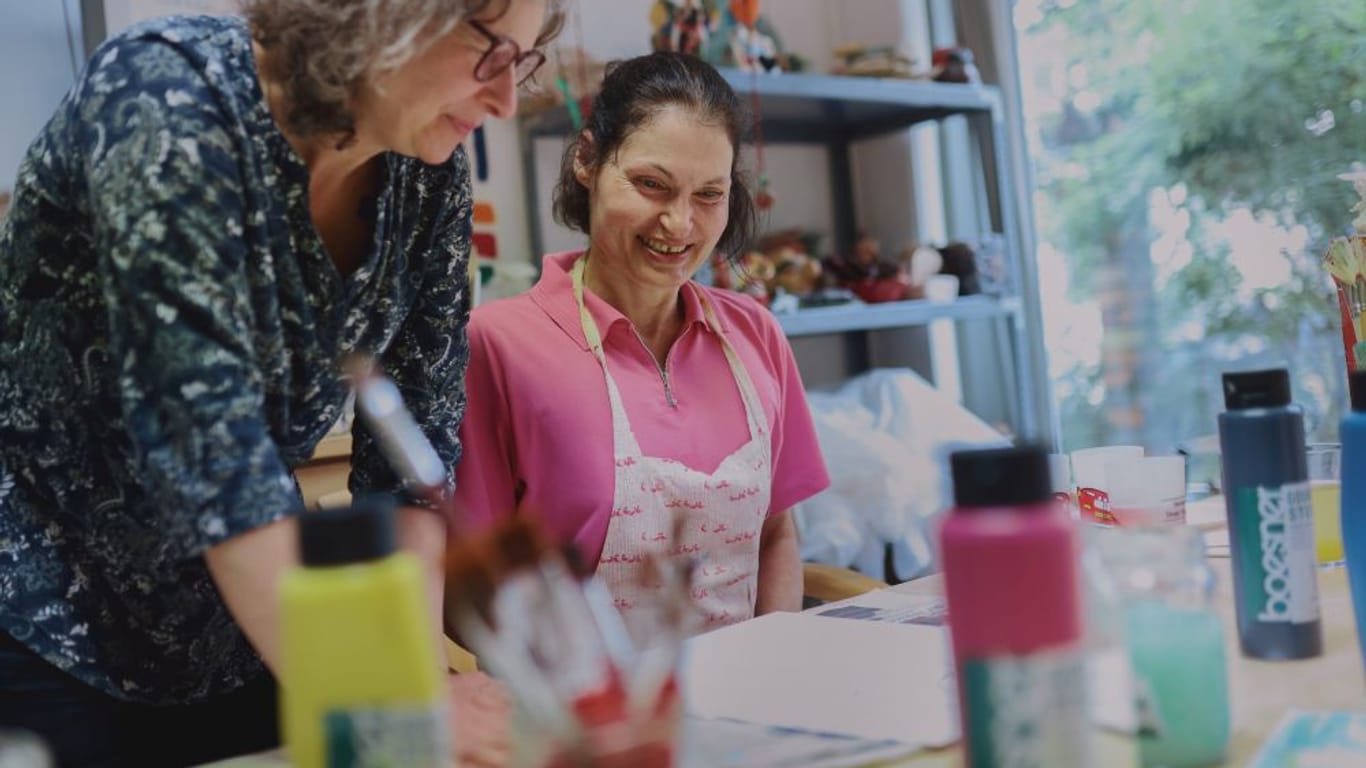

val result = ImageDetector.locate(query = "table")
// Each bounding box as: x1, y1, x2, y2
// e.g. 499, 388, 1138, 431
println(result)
883, 530, 1363, 765
205, 501, 1364, 766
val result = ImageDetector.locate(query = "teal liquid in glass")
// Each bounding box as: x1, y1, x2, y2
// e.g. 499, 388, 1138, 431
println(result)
1124, 600, 1230, 767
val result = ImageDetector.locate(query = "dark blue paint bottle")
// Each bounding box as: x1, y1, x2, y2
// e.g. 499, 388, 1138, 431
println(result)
1217, 368, 1322, 659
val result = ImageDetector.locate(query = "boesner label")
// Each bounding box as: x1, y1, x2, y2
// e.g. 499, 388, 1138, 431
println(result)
1236, 482, 1318, 625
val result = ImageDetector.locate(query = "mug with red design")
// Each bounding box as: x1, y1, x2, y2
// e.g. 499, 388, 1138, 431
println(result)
1070, 445, 1143, 526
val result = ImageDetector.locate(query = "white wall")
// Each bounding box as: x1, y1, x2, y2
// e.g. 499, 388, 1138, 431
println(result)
0, 1, 85, 193
97, 0, 239, 35
0, 0, 240, 195
469, 113, 536, 266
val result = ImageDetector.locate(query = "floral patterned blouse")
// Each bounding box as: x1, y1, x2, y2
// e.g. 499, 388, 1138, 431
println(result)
0, 15, 471, 704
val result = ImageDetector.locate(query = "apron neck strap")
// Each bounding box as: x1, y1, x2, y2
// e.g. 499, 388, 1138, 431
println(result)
571, 253, 768, 439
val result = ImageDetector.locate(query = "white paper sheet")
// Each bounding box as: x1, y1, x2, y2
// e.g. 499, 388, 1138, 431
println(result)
683, 611, 960, 748
810, 589, 947, 626
686, 587, 1140, 750
1186, 495, 1227, 529
1088, 646, 1139, 734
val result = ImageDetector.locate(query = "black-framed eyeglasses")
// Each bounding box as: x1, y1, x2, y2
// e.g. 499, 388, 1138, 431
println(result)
468, 20, 546, 86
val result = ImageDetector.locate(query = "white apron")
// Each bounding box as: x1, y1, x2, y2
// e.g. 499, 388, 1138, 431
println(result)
572, 256, 773, 633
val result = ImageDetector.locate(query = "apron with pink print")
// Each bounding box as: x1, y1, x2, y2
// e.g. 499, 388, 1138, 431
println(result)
572, 256, 773, 634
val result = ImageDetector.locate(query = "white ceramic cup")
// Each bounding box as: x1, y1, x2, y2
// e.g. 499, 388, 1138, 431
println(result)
1105, 455, 1187, 527
1070, 445, 1144, 526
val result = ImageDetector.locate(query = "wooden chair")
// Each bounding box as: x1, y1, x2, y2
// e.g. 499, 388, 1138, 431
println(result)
801, 562, 889, 604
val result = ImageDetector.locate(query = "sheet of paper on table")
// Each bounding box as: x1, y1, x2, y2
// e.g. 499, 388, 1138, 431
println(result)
684, 610, 960, 749
199, 588, 1134, 766
817, 587, 1137, 735
1203, 526, 1231, 557
686, 585, 1138, 752
1187, 494, 1231, 557
811, 587, 947, 626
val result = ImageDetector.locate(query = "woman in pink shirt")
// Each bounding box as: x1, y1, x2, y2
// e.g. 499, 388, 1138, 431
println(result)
455, 52, 829, 632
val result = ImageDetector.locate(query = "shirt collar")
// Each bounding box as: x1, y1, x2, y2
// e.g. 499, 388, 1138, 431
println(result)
529, 250, 719, 352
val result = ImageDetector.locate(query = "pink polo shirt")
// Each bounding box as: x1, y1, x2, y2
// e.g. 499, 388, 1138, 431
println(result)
455, 250, 830, 564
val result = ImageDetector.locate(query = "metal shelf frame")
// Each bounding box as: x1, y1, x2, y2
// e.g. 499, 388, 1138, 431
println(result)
776, 296, 1021, 337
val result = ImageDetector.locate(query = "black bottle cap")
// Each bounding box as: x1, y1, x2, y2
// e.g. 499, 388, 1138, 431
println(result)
950, 444, 1053, 509
1222, 368, 1291, 410
1352, 369, 1366, 413
298, 495, 398, 567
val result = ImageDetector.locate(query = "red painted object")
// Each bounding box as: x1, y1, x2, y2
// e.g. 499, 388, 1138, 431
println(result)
472, 231, 498, 259
848, 277, 909, 304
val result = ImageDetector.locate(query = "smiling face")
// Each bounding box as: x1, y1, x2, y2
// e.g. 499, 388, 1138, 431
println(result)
575, 105, 736, 294
351, 0, 549, 165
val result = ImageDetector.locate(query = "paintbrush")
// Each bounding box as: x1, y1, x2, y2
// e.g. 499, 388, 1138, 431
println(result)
1325, 234, 1366, 369
345, 355, 460, 525
445, 533, 574, 739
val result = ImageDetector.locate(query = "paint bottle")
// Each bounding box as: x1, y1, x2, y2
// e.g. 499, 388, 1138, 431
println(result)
1217, 368, 1321, 659
940, 445, 1090, 768
280, 497, 448, 768
1340, 369, 1366, 675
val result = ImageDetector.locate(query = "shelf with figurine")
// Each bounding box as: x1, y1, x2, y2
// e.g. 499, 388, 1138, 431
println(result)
521, 67, 1001, 143
772, 295, 1021, 338
521, 1, 999, 144
711, 229, 1019, 338
714, 70, 1000, 143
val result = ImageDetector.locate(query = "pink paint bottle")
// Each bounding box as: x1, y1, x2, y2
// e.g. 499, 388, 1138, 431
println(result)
940, 445, 1090, 768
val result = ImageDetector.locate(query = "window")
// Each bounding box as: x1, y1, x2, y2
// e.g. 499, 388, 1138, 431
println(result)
1014, 0, 1366, 480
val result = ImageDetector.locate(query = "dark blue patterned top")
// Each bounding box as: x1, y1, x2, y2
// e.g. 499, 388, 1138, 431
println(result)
0, 16, 471, 704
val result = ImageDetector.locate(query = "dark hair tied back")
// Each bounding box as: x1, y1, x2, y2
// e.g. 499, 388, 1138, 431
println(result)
551, 51, 756, 259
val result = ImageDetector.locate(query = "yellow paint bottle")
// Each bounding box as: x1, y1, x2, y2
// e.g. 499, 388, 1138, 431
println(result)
280, 497, 448, 767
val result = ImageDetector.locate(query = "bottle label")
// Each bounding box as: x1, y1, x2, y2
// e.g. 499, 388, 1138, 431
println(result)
1077, 487, 1117, 525
1233, 482, 1319, 624
324, 703, 449, 768
961, 648, 1090, 768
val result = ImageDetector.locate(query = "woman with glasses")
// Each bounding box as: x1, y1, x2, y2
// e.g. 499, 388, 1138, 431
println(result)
0, 1, 559, 765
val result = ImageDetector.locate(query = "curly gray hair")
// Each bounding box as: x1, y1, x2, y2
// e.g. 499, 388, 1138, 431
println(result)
244, 0, 565, 139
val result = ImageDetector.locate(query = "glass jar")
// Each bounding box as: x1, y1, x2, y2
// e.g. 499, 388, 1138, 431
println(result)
1091, 526, 1230, 768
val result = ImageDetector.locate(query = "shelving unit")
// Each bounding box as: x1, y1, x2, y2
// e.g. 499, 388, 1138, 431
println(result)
775, 295, 1022, 337
519, 69, 1049, 440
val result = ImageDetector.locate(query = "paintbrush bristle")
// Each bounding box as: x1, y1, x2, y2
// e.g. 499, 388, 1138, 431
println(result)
1326, 238, 1359, 285
445, 535, 501, 630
